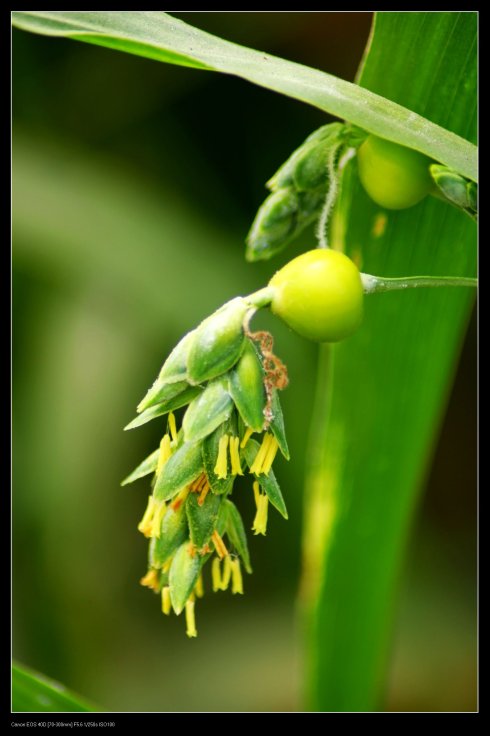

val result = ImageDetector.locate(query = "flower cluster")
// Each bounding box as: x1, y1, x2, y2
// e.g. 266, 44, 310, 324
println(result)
122, 296, 289, 637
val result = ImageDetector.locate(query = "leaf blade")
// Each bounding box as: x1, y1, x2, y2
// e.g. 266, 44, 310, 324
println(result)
11, 11, 477, 179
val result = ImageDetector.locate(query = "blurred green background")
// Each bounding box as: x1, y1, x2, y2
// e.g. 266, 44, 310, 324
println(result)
12, 12, 476, 712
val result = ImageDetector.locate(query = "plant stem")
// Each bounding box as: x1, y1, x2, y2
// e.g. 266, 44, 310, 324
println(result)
316, 142, 342, 249
361, 273, 477, 294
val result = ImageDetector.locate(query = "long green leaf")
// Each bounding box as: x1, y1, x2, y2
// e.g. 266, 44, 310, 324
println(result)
12, 663, 94, 712
302, 12, 476, 712
11, 11, 476, 180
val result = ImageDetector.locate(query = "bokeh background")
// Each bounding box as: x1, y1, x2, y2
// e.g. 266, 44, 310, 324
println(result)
12, 12, 476, 712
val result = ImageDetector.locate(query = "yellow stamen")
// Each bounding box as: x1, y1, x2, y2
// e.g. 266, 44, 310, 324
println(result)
214, 434, 229, 479
249, 433, 272, 475
168, 412, 178, 443
170, 486, 190, 511
198, 481, 210, 506
252, 494, 269, 536
149, 499, 167, 538
137, 496, 156, 538
156, 434, 172, 476
161, 586, 171, 615
229, 436, 244, 476
195, 574, 204, 598
185, 598, 198, 638
220, 555, 232, 591
140, 569, 160, 592
240, 426, 254, 449
253, 480, 261, 509
212, 529, 228, 559
212, 557, 221, 592
230, 559, 243, 595
261, 435, 279, 475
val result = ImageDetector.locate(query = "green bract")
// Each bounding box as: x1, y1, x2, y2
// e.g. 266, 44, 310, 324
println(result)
269, 249, 364, 343
357, 134, 434, 209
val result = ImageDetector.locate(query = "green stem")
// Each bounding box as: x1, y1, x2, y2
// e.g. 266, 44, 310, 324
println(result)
361, 273, 477, 294
245, 286, 276, 308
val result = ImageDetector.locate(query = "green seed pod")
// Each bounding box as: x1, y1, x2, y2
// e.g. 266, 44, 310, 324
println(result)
187, 298, 249, 385
430, 164, 477, 218
137, 330, 196, 413
357, 135, 434, 209
153, 440, 204, 501
169, 542, 202, 615
182, 378, 234, 443
186, 491, 222, 550
150, 502, 189, 568
269, 249, 363, 343
229, 340, 266, 433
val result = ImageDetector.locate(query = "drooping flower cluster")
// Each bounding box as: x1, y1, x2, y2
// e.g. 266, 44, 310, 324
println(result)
122, 296, 289, 637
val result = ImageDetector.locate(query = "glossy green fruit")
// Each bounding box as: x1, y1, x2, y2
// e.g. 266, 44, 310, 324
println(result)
357, 135, 433, 209
269, 249, 363, 343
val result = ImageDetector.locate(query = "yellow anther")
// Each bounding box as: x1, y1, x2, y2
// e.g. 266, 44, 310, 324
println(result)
214, 434, 229, 478
137, 495, 156, 538
240, 426, 254, 449
249, 433, 272, 475
212, 557, 222, 592
170, 485, 190, 511
161, 586, 172, 615
252, 494, 269, 536
253, 481, 261, 509
229, 436, 244, 476
140, 569, 160, 592
195, 574, 204, 598
212, 529, 228, 559
198, 481, 210, 506
168, 412, 178, 443
220, 555, 232, 591
149, 499, 167, 538
185, 598, 198, 638
261, 435, 279, 475
230, 558, 243, 595
156, 434, 172, 476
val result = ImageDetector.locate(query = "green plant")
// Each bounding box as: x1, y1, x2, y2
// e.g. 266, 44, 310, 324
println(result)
12, 11, 476, 713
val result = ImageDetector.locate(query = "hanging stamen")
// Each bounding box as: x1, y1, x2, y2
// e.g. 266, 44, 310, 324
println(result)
240, 426, 254, 449
194, 574, 204, 598
249, 433, 272, 474
212, 557, 222, 592
149, 499, 167, 538
156, 434, 172, 476
212, 529, 228, 559
197, 480, 211, 506
161, 585, 171, 615
229, 436, 244, 476
140, 569, 160, 592
185, 596, 198, 638
252, 494, 269, 536
138, 496, 156, 538
220, 555, 232, 591
214, 435, 229, 479
170, 486, 190, 511
261, 435, 279, 475
230, 558, 243, 594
